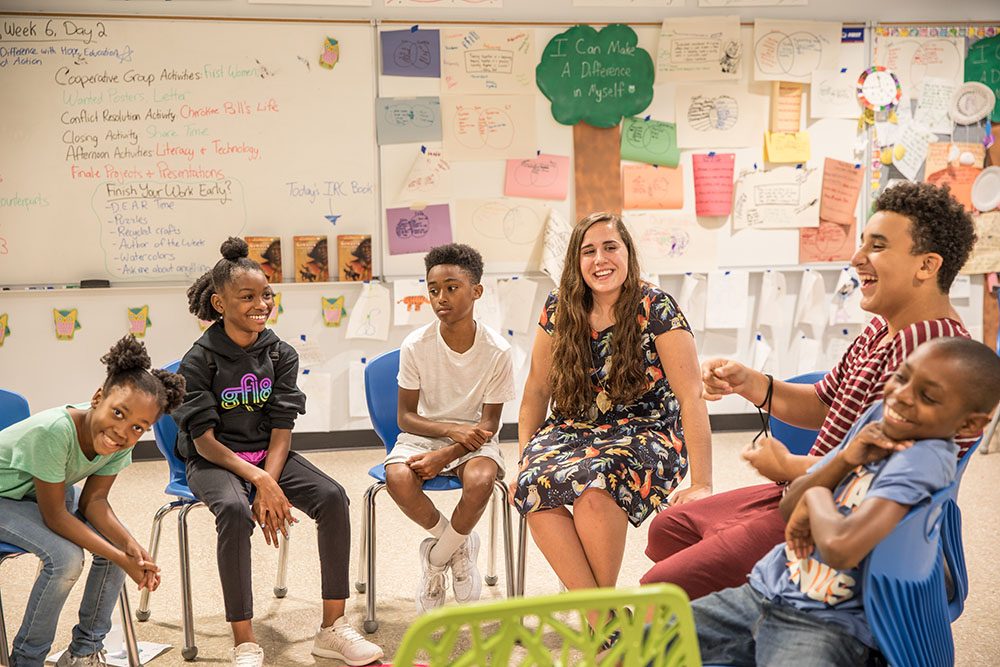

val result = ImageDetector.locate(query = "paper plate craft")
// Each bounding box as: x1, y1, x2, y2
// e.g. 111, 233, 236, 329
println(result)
970, 166, 1000, 212
857, 66, 902, 111
950, 81, 996, 125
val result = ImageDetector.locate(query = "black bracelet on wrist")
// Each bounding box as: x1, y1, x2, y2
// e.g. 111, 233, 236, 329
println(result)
754, 373, 774, 410
752, 374, 773, 447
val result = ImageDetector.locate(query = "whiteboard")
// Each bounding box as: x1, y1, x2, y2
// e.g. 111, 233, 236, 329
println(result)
0, 15, 377, 286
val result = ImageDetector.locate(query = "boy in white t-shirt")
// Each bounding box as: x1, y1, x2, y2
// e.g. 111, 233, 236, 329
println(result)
385, 243, 516, 613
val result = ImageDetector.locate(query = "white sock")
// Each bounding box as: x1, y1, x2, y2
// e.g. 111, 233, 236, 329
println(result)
428, 512, 448, 539
429, 523, 467, 567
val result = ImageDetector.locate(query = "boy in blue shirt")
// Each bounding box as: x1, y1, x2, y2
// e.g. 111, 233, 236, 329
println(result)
691, 337, 1000, 666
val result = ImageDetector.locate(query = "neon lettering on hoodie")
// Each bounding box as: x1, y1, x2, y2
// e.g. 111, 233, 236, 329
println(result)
221, 373, 272, 410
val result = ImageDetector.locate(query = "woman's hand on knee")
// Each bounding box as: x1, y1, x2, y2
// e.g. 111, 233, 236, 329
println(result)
669, 482, 712, 506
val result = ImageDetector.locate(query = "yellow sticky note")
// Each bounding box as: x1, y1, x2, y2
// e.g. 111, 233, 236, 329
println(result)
764, 131, 811, 163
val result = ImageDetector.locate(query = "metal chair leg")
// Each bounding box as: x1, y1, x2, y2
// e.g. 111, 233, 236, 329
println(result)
363, 483, 385, 634
0, 588, 9, 667
137, 501, 181, 622
355, 483, 372, 593
485, 492, 498, 586
118, 586, 141, 667
274, 535, 289, 598
516, 514, 528, 597
495, 481, 516, 599
177, 503, 200, 661
980, 405, 1000, 455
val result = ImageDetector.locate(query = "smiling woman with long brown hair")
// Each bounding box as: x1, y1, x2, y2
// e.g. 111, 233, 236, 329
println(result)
511, 212, 713, 602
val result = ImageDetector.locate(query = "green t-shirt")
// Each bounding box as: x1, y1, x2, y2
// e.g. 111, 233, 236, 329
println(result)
0, 403, 133, 500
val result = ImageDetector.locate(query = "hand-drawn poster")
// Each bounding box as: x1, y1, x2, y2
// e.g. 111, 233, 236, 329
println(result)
753, 20, 842, 84
926, 165, 982, 212
346, 282, 391, 341
656, 15, 742, 83
376, 97, 442, 144
819, 157, 864, 225
497, 277, 539, 334
623, 210, 717, 273
621, 116, 680, 168
893, 123, 937, 181
454, 198, 548, 265
705, 270, 750, 329
541, 208, 573, 282
691, 152, 736, 216
925, 142, 985, 177
810, 69, 861, 119
800, 218, 856, 263
381, 28, 441, 78
913, 77, 958, 134
732, 166, 821, 230
622, 164, 684, 210
770, 82, 803, 133
393, 278, 436, 327
763, 131, 810, 163
504, 154, 570, 200
441, 27, 534, 94
396, 149, 453, 205
960, 211, 1000, 274
675, 84, 767, 148
874, 36, 963, 101
386, 203, 453, 255
440, 95, 536, 161
678, 273, 707, 330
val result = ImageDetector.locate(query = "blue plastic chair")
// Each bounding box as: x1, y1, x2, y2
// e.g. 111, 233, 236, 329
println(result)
135, 361, 289, 661
768, 371, 826, 456
0, 390, 139, 667
355, 349, 515, 633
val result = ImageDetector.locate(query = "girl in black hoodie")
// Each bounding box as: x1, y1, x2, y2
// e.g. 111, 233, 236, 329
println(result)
172, 238, 382, 667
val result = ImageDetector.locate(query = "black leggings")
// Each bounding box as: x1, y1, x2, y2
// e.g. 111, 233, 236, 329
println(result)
185, 450, 350, 622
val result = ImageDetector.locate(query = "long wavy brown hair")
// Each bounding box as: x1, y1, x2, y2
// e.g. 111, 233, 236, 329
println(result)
550, 212, 646, 418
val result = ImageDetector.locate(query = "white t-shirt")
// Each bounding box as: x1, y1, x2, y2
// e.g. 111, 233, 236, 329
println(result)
397, 319, 516, 449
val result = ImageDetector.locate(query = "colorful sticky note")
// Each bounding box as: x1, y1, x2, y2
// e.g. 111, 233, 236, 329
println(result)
691, 153, 736, 217
819, 157, 865, 225
267, 293, 283, 325
503, 154, 570, 200
322, 296, 346, 328
386, 203, 453, 255
381, 28, 441, 78
319, 38, 339, 70
764, 131, 811, 163
0, 313, 9, 346
54, 309, 81, 341
622, 164, 683, 210
620, 116, 680, 168
127, 306, 152, 338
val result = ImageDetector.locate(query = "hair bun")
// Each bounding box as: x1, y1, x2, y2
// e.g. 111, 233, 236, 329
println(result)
220, 237, 249, 261
101, 335, 152, 376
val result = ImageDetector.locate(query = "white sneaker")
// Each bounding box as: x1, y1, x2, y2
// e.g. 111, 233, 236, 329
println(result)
449, 531, 482, 604
416, 536, 449, 613
311, 617, 384, 665
230, 642, 264, 667
56, 651, 106, 667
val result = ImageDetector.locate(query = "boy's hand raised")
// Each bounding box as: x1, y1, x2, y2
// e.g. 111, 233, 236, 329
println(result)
447, 424, 493, 450
701, 358, 750, 401
840, 422, 913, 468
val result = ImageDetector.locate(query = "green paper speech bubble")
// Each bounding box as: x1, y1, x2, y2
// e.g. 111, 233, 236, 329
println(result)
536, 24, 654, 129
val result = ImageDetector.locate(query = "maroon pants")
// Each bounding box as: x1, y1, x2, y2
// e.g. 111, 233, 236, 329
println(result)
642, 483, 787, 601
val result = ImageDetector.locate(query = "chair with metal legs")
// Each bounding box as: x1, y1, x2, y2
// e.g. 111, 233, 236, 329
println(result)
354, 349, 516, 633
136, 361, 290, 661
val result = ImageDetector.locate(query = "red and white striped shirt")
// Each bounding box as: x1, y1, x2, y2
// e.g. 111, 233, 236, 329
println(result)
811, 316, 975, 457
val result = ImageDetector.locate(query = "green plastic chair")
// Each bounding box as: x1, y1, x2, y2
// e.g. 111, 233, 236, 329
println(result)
393, 584, 701, 666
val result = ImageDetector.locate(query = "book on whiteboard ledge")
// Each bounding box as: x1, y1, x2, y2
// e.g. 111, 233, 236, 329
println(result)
245, 236, 282, 283
293, 235, 329, 283
337, 234, 372, 282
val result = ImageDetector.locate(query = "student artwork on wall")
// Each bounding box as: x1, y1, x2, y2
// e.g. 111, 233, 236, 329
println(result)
800, 218, 857, 263
830, 267, 865, 325
656, 15, 742, 83
376, 97, 443, 145
0, 314, 9, 346
454, 198, 548, 265
504, 154, 570, 200
819, 157, 864, 224
893, 124, 937, 181
127, 306, 151, 338
381, 28, 441, 78
620, 116, 680, 168
810, 68, 862, 119
386, 204, 453, 255
441, 27, 535, 93
393, 278, 435, 328
440, 95, 537, 160
691, 152, 736, 216
623, 210, 717, 273
54, 309, 81, 341
965, 34, 1000, 123
535, 23, 654, 128
753, 20, 842, 84
319, 37, 339, 70
732, 166, 821, 230
198, 318, 214, 332
347, 283, 390, 341
267, 293, 283, 325
322, 296, 347, 327
397, 149, 453, 205
873, 35, 964, 101
763, 131, 810, 163
913, 77, 958, 133
675, 85, 767, 148
960, 211, 1000, 274
540, 208, 573, 282
622, 164, 683, 210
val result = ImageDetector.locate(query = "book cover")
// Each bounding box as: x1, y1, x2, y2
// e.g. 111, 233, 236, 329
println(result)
293, 235, 329, 283
337, 234, 372, 282
246, 236, 282, 283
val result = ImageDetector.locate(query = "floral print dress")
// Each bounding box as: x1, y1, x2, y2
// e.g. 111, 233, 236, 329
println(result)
513, 285, 691, 527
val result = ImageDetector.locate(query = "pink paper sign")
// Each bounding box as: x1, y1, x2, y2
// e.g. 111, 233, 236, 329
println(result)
691, 153, 735, 216
622, 164, 684, 210
504, 154, 570, 200
386, 204, 453, 255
